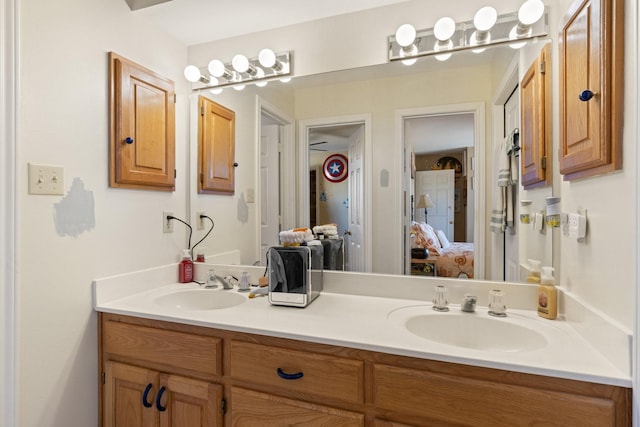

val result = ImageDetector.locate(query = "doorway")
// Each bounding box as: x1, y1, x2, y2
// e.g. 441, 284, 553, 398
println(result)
257, 98, 294, 265
398, 103, 486, 278
298, 114, 372, 272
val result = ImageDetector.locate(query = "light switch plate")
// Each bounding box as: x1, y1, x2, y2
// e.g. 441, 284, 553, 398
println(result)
28, 163, 64, 195
246, 188, 255, 203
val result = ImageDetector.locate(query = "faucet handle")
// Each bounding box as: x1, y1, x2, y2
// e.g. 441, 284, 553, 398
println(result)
461, 294, 477, 312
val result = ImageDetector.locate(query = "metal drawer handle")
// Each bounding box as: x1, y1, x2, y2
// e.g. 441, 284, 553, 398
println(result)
277, 367, 304, 380
142, 383, 153, 408
155, 386, 167, 411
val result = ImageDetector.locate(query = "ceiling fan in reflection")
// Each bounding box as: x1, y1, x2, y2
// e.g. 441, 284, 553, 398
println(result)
309, 141, 328, 151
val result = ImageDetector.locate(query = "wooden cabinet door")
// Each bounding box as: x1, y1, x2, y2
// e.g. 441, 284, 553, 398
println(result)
198, 96, 236, 194
559, 0, 623, 180
231, 387, 364, 426
104, 361, 158, 427
158, 374, 223, 427
520, 44, 551, 189
110, 52, 176, 191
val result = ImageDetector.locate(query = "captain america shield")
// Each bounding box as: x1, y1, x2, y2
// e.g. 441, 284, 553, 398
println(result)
322, 154, 348, 183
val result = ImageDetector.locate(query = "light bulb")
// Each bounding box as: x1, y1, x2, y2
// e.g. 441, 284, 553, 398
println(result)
255, 68, 268, 87
208, 59, 227, 78
399, 44, 418, 66
509, 25, 527, 49
232, 54, 250, 73
433, 17, 455, 41
470, 31, 491, 53
232, 84, 245, 91
395, 24, 417, 47
433, 39, 453, 61
183, 65, 201, 83
280, 77, 292, 83
209, 87, 223, 95
474, 6, 497, 31
518, 0, 545, 26
258, 48, 277, 68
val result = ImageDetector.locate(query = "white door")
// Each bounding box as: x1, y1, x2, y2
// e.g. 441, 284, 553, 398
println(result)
504, 90, 520, 281
346, 126, 365, 271
260, 121, 281, 265
415, 170, 455, 240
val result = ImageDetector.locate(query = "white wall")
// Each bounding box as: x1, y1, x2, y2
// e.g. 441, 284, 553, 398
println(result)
19, 0, 189, 425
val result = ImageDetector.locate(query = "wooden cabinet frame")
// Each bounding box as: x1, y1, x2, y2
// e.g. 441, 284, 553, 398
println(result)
109, 52, 176, 191
559, 0, 624, 180
520, 43, 551, 189
198, 96, 236, 194
99, 313, 631, 426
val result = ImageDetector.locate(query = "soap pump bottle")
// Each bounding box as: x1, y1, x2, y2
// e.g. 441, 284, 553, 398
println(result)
526, 259, 541, 283
178, 249, 194, 283
537, 266, 557, 319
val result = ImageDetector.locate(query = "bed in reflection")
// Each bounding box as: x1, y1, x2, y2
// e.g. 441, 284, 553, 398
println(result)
410, 221, 474, 278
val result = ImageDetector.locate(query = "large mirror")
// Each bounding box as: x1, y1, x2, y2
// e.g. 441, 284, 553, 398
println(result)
190, 41, 554, 283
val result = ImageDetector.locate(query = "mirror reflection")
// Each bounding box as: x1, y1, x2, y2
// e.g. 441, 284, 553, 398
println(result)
192, 42, 553, 283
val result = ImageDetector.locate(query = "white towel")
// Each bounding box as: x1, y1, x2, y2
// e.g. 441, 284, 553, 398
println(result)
491, 136, 518, 233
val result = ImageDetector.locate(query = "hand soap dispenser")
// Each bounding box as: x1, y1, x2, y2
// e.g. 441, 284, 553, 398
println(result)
178, 249, 194, 283
537, 266, 557, 319
526, 259, 541, 283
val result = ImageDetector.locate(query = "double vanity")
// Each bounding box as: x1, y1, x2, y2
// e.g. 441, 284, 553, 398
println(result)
94, 264, 632, 426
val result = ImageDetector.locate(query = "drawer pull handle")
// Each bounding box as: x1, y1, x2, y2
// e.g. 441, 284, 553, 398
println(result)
142, 383, 153, 408
155, 386, 167, 411
277, 367, 304, 380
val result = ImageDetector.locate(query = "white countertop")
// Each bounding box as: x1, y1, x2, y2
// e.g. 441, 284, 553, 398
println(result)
93, 266, 632, 388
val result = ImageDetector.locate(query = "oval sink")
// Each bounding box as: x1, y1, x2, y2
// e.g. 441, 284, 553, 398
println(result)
155, 289, 246, 311
390, 308, 548, 352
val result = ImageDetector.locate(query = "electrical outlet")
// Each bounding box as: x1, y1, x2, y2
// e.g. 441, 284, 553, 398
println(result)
196, 211, 205, 230
163, 211, 174, 233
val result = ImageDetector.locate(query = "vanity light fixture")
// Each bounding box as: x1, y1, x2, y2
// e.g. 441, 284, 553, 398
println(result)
184, 50, 292, 92
183, 65, 210, 84
388, 2, 548, 64
470, 6, 498, 53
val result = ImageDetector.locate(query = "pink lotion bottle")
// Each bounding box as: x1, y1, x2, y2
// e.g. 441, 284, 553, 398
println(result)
178, 249, 194, 283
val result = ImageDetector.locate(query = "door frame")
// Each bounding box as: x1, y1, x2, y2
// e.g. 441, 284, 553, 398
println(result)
298, 114, 372, 272
397, 103, 485, 278
1, 0, 18, 424
256, 96, 294, 262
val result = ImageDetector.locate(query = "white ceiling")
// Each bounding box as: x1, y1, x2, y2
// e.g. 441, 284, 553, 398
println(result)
131, 0, 410, 46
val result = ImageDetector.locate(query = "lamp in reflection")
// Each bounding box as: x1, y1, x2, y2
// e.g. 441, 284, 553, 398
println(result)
184, 50, 292, 91
417, 194, 436, 223
388, 2, 548, 64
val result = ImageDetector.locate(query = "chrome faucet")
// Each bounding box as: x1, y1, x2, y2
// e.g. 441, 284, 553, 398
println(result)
217, 275, 237, 290
461, 294, 477, 313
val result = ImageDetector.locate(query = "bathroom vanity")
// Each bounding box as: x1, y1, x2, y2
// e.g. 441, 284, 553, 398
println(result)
94, 265, 632, 426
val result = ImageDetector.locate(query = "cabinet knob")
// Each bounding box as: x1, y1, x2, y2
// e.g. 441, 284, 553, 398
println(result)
233, 162, 239, 167
578, 90, 595, 101
142, 383, 153, 408
124, 137, 134, 144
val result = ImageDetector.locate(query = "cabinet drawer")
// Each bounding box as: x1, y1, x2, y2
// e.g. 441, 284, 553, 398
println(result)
374, 364, 619, 427
231, 387, 364, 426
103, 320, 221, 377
230, 340, 364, 404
